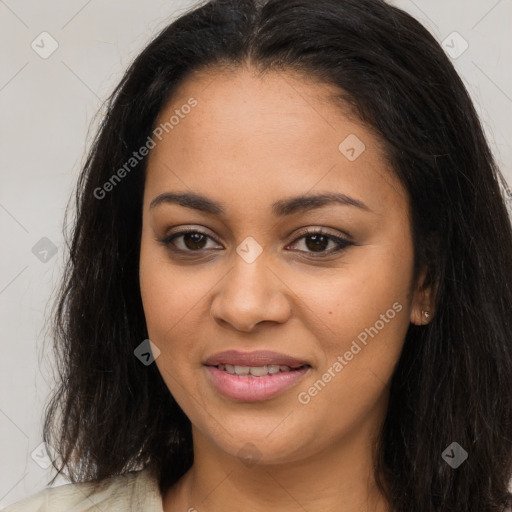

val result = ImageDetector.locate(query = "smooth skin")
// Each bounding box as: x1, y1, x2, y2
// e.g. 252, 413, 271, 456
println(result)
139, 64, 433, 512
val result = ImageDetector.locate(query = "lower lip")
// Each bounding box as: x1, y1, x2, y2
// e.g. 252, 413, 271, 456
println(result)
205, 366, 310, 402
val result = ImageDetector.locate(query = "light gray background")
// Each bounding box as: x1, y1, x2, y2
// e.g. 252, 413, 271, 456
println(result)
1, 0, 511, 507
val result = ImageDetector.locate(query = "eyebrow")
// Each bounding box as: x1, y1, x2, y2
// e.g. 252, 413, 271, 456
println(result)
149, 191, 371, 216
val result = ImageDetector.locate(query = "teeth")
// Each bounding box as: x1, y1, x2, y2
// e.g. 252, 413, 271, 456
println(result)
249, 366, 269, 376
234, 365, 250, 375
216, 364, 300, 376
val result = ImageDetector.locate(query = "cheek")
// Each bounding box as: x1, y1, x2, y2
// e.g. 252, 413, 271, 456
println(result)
139, 245, 208, 413
299, 239, 414, 422
309, 243, 413, 339
139, 236, 204, 356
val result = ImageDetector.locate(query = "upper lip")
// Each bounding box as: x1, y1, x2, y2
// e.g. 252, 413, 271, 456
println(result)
203, 350, 309, 368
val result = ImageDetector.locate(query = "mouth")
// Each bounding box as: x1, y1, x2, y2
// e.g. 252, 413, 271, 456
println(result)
212, 363, 309, 377
203, 349, 310, 368
203, 350, 312, 402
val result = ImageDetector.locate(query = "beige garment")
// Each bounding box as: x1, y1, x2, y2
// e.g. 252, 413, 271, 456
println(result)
0, 467, 164, 512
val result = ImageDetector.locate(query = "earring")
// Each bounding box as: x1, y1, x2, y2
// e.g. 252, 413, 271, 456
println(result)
422, 310, 430, 321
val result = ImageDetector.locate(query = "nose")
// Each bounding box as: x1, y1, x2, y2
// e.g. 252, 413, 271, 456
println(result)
210, 252, 291, 333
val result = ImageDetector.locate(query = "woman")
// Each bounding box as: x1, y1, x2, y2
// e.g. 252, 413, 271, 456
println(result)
4, 0, 512, 510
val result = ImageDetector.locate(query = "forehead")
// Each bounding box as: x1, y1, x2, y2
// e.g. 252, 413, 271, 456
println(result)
144, 66, 407, 218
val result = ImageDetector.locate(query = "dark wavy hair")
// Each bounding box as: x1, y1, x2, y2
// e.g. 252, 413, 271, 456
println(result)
43, 0, 512, 510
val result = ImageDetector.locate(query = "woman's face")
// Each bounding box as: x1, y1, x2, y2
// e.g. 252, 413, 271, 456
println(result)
139, 66, 429, 466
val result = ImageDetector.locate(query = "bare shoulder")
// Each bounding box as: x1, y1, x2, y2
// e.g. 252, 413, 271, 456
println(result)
0, 467, 162, 512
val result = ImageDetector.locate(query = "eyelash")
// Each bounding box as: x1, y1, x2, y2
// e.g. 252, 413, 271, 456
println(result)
157, 228, 353, 258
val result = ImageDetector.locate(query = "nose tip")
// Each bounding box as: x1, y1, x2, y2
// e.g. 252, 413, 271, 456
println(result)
209, 258, 291, 332
212, 315, 268, 333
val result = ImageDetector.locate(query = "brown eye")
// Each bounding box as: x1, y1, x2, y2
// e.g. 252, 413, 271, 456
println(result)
304, 234, 330, 252
182, 232, 208, 250
287, 229, 353, 257
158, 229, 221, 253
158, 228, 352, 258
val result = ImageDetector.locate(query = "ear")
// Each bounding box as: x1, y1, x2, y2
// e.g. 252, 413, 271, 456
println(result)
410, 266, 435, 326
